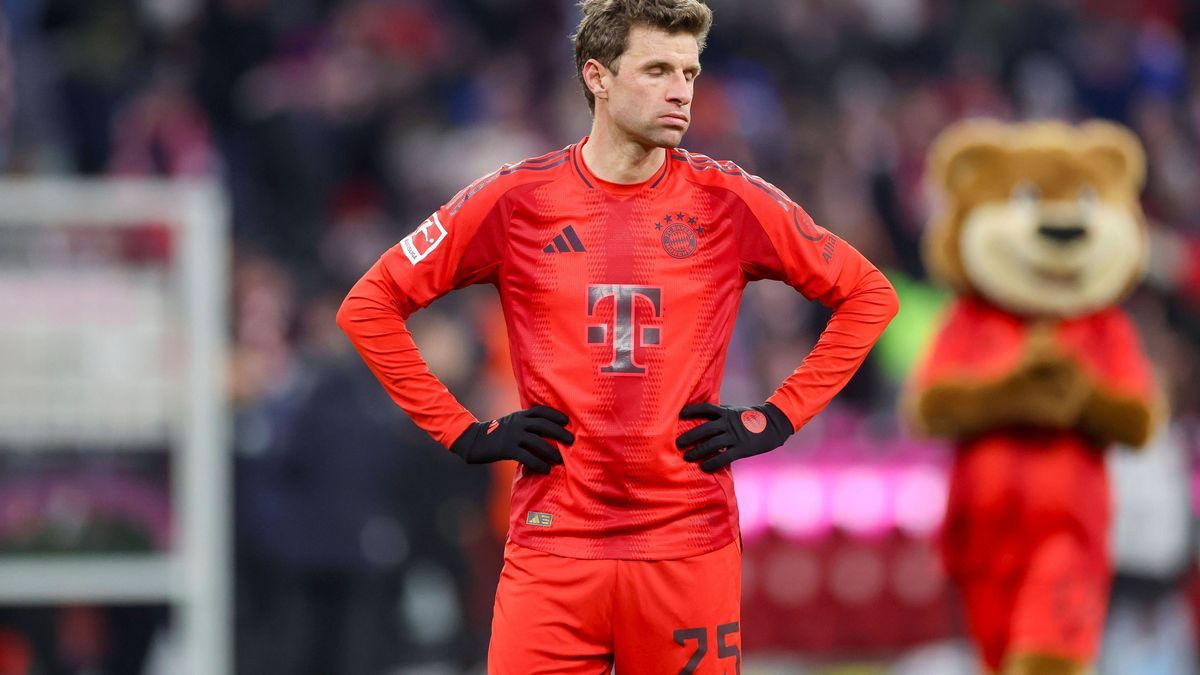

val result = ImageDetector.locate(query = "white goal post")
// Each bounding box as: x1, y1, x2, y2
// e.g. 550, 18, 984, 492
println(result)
0, 178, 230, 675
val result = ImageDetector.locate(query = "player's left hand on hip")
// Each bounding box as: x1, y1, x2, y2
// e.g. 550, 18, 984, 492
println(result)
675, 402, 792, 472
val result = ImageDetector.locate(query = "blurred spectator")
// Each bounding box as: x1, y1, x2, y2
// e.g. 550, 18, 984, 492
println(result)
231, 256, 492, 673
1102, 421, 1198, 675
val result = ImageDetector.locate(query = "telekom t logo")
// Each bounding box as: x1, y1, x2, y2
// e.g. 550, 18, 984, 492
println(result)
586, 284, 662, 374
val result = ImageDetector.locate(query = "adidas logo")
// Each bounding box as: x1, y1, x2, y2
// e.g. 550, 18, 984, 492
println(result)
543, 225, 586, 253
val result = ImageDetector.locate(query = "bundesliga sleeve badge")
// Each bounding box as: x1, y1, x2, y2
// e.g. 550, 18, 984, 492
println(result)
401, 213, 449, 265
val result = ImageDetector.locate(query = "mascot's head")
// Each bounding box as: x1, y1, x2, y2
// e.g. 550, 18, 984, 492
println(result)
924, 119, 1147, 316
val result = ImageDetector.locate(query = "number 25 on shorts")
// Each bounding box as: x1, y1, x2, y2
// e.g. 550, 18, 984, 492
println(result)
673, 622, 740, 675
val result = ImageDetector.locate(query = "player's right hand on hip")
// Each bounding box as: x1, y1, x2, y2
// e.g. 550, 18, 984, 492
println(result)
450, 406, 575, 474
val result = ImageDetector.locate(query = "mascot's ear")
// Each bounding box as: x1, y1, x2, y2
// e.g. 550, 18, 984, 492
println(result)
929, 120, 1010, 198
1078, 120, 1146, 193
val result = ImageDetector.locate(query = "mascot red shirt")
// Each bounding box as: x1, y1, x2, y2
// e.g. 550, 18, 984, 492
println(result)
916, 299, 1154, 576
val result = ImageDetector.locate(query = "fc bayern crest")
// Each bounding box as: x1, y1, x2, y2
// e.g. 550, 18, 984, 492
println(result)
655, 211, 704, 259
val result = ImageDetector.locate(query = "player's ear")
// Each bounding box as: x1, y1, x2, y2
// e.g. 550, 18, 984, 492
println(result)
582, 58, 610, 104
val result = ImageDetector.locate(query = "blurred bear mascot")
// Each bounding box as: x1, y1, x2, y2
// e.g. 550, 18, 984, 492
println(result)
906, 120, 1164, 675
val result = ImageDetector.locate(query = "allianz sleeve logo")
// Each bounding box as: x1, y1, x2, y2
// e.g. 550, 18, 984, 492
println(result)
401, 213, 449, 265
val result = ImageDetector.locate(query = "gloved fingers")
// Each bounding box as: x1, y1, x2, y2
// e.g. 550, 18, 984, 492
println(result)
518, 436, 565, 466
700, 450, 738, 473
675, 420, 725, 448
511, 447, 553, 475
524, 406, 570, 427
683, 434, 735, 462
679, 402, 727, 420
525, 419, 576, 445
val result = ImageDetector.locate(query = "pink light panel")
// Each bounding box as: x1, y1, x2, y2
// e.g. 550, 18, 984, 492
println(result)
736, 462, 949, 542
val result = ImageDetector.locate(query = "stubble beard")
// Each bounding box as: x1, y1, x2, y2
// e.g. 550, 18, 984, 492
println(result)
638, 122, 686, 149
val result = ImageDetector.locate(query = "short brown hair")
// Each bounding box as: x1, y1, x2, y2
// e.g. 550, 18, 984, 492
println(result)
572, 0, 713, 112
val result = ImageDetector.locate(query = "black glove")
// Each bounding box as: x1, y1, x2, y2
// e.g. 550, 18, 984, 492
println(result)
675, 402, 792, 472
450, 406, 575, 475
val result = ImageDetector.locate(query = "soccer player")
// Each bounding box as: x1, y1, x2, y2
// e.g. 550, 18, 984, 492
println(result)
337, 0, 899, 672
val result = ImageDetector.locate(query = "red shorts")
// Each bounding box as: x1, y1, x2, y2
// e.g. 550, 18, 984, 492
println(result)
958, 533, 1109, 670
489, 539, 742, 674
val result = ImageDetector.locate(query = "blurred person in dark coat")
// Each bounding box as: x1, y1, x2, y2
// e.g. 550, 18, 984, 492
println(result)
234, 274, 491, 674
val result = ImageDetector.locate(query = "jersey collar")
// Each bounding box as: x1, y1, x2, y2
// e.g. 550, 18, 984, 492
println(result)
570, 137, 672, 195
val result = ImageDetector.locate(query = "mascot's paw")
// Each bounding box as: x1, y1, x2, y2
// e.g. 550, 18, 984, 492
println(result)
994, 333, 1092, 428
912, 330, 1094, 439
1002, 652, 1089, 675
1078, 387, 1157, 448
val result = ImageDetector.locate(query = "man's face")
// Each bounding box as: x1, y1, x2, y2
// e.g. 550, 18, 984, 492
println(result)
601, 25, 700, 148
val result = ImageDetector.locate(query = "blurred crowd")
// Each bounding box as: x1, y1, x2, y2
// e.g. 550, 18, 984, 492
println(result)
5, 0, 1200, 673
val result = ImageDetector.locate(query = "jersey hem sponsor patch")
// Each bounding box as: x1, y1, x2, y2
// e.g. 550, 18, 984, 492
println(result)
525, 511, 554, 528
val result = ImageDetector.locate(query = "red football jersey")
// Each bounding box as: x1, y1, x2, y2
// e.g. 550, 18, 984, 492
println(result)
338, 139, 898, 560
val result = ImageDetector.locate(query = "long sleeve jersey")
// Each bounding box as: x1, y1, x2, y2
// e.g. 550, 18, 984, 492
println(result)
338, 139, 898, 560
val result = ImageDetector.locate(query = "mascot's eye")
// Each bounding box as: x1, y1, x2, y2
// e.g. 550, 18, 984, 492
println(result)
1011, 182, 1039, 205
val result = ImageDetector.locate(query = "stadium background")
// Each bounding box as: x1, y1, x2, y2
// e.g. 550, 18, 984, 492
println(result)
2, 0, 1200, 673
